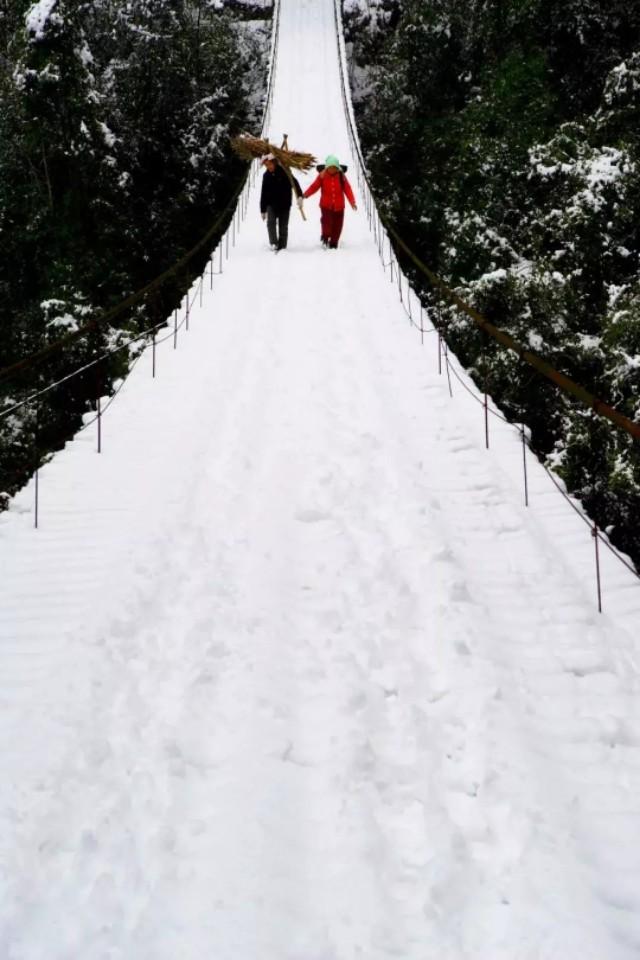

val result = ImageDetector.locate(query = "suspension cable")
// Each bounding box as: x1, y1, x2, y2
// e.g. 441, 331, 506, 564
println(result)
0, 0, 283, 391
332, 0, 639, 584
331, 0, 640, 444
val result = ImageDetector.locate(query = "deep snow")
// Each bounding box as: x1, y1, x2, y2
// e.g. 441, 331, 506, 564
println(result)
1, 0, 640, 957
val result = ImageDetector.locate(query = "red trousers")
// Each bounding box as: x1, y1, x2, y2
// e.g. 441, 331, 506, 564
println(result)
320, 207, 345, 248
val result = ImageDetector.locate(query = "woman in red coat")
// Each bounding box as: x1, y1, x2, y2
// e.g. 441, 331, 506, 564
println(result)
303, 154, 357, 249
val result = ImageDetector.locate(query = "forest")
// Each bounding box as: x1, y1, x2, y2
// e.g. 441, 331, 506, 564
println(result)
343, 0, 640, 571
0, 0, 271, 505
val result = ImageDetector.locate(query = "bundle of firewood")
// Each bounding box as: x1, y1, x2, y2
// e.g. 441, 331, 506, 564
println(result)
231, 133, 316, 171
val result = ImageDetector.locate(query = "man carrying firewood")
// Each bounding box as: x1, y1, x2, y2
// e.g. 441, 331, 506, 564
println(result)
260, 154, 303, 251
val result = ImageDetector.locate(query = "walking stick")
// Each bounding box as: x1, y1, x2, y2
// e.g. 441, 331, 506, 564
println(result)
281, 133, 306, 220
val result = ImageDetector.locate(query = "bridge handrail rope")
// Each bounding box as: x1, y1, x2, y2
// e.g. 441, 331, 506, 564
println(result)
333, 0, 639, 443
1, 0, 281, 530
388, 270, 639, 578
78, 279, 205, 432
0, 172, 244, 395
0, 281, 196, 421
0, 0, 281, 402
333, 0, 639, 593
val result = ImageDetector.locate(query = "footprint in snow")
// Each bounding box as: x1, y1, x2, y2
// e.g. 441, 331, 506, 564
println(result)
295, 509, 330, 523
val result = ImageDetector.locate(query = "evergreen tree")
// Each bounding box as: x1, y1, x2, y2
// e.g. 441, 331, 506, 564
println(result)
345, 0, 640, 569
0, 0, 271, 500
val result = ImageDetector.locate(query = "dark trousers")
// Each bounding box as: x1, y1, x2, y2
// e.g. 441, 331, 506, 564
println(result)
320, 207, 345, 248
266, 206, 290, 248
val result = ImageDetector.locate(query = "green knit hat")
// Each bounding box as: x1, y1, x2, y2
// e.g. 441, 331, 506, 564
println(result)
324, 154, 340, 169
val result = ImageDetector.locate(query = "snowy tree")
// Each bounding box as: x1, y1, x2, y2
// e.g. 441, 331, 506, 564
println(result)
0, 0, 271, 503
344, 0, 640, 569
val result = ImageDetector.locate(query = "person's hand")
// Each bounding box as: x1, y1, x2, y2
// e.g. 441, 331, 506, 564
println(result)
261, 212, 266, 221
352, 203, 358, 212
297, 197, 304, 210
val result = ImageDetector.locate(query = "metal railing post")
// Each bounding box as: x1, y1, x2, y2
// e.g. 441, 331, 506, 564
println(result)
521, 426, 529, 507
33, 401, 39, 528
593, 523, 603, 613
97, 394, 102, 454
484, 391, 490, 449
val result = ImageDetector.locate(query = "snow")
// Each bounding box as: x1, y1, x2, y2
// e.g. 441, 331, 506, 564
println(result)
99, 122, 117, 149
573, 147, 634, 212
2, 0, 640, 957
584, 147, 627, 187
25, 0, 61, 40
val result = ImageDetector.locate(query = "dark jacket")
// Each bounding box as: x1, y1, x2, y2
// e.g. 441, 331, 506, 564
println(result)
260, 163, 302, 214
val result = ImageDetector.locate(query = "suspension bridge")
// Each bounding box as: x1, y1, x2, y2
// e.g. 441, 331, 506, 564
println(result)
1, 1, 640, 957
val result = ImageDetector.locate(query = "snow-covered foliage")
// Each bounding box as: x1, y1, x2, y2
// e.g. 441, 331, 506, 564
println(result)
344, 0, 640, 568
25, 0, 61, 40
0, 0, 273, 502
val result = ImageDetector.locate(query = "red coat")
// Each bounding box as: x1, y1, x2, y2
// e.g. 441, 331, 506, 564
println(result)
304, 169, 356, 212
